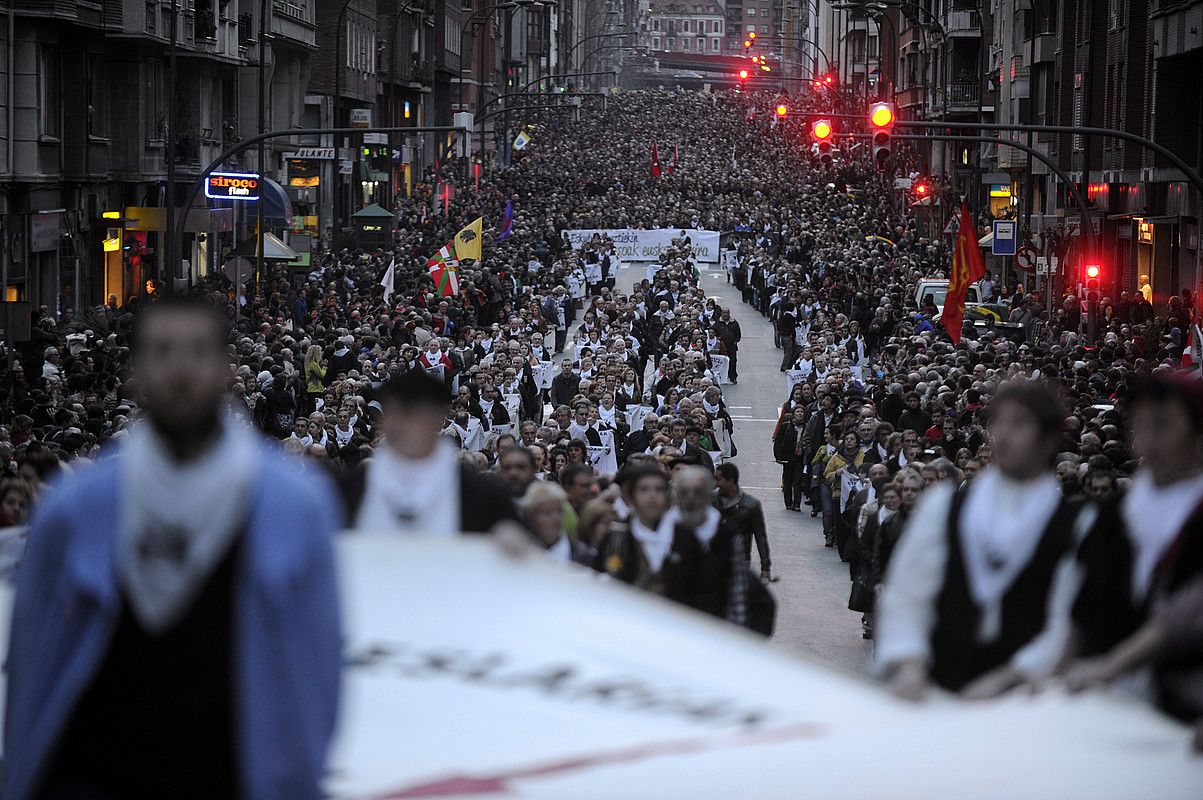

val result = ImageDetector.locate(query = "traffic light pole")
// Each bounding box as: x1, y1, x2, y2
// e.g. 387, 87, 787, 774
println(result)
171, 125, 467, 296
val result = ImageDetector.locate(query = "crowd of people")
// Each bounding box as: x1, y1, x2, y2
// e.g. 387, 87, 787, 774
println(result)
1, 85, 1201, 797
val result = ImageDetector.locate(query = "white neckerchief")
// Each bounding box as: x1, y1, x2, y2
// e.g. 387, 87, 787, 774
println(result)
547, 535, 572, 564
1122, 470, 1203, 601
598, 404, 617, 425
119, 416, 258, 634
959, 468, 1061, 613
356, 441, 460, 536
877, 505, 895, 525
796, 359, 814, 376
335, 422, 355, 446
663, 505, 722, 547
702, 398, 722, 416
623, 383, 638, 398
631, 515, 675, 572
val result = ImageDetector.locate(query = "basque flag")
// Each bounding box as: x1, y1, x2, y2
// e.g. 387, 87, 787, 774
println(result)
650, 142, 662, 178
498, 199, 514, 240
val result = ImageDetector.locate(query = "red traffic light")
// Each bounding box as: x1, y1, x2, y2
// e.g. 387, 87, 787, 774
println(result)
870, 102, 895, 128
738, 68, 749, 80
1085, 264, 1101, 279
823, 74, 835, 85
915, 183, 928, 196
776, 104, 788, 118
744, 39, 752, 48
812, 119, 833, 140
748, 32, 756, 39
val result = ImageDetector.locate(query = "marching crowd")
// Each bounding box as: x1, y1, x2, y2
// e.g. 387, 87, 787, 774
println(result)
1, 85, 1201, 797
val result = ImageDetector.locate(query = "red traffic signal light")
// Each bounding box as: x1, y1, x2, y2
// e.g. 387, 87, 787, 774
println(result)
869, 102, 895, 128
744, 39, 752, 48
1085, 264, 1101, 279
776, 104, 788, 118
812, 119, 833, 140
823, 74, 836, 85
748, 32, 756, 39
738, 68, 749, 80
914, 182, 928, 196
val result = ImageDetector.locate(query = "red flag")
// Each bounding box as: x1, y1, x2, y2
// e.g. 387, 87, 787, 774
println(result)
650, 143, 661, 178
941, 202, 986, 343
668, 143, 678, 175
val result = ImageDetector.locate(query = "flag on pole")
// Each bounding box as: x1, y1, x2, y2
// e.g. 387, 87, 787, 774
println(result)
498, 199, 514, 240
513, 126, 533, 151
1184, 325, 1203, 371
668, 143, 678, 175
379, 258, 396, 302
453, 217, 483, 262
941, 201, 986, 344
650, 142, 662, 178
427, 242, 460, 297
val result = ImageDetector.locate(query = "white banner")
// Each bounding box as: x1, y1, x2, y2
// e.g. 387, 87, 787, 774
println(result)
564, 229, 723, 263
325, 537, 1203, 799
711, 354, 730, 385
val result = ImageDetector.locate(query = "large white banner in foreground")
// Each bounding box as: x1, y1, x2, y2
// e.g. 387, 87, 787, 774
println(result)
328, 536, 1203, 799
564, 229, 723, 262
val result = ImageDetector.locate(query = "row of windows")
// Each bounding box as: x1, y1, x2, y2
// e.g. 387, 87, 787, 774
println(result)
651, 18, 723, 34
653, 37, 723, 52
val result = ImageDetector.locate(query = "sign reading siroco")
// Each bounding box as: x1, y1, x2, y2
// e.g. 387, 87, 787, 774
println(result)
205, 172, 261, 201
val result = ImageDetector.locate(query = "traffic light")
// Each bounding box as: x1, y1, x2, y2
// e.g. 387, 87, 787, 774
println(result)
869, 101, 895, 170
738, 68, 749, 81
913, 181, 929, 198
823, 74, 836, 87
1084, 263, 1102, 302
744, 39, 752, 49
776, 104, 788, 118
749, 32, 756, 40
812, 118, 834, 164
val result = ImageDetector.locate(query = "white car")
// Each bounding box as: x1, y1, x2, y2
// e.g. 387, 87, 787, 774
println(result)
916, 278, 983, 315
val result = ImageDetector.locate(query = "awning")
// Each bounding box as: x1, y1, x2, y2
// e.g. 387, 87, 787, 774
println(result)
229, 231, 299, 262
260, 177, 293, 225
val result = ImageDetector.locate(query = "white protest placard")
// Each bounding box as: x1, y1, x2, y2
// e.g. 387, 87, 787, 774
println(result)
563, 229, 724, 263
503, 393, 522, 421
785, 369, 808, 394
625, 404, 654, 432
532, 361, 555, 390
326, 537, 1203, 799
711, 354, 730, 385
424, 364, 446, 383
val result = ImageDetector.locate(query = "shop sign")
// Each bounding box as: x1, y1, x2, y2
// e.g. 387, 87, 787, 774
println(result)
205, 172, 261, 201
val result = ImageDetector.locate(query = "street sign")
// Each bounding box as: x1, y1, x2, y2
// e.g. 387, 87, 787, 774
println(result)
1036, 256, 1049, 276
992, 220, 1017, 256
350, 109, 372, 128
204, 172, 261, 201
290, 147, 335, 160
1016, 246, 1037, 272
893, 177, 913, 190
339, 160, 353, 175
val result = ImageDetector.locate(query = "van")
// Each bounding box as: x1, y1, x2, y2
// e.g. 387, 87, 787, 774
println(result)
915, 279, 982, 315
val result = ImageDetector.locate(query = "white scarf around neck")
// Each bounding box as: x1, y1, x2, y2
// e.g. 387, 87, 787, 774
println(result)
119, 416, 258, 634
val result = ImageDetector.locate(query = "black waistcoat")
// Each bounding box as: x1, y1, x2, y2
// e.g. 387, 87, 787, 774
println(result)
37, 534, 245, 800
930, 490, 1081, 692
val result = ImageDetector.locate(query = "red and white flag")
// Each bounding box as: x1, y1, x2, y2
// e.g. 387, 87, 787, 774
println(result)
1183, 325, 1203, 370
650, 143, 661, 178
427, 241, 460, 297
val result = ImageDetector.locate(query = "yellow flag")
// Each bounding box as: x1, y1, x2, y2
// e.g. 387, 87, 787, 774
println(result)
453, 217, 483, 262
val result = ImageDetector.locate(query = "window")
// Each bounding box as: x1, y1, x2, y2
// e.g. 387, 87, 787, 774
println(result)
653, 18, 660, 30
444, 13, 461, 54
653, 36, 661, 48
759, 24, 767, 33
682, 38, 689, 49
697, 36, 705, 50
712, 37, 720, 51
87, 55, 109, 138
716, 20, 722, 34
747, 8, 756, 16
38, 45, 61, 138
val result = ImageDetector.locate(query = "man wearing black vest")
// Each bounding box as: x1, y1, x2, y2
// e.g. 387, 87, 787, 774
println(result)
875, 381, 1097, 700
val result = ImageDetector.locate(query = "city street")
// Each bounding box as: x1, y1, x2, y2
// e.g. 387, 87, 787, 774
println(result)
621, 260, 874, 673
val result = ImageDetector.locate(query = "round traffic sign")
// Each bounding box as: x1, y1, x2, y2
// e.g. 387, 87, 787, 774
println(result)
1016, 246, 1037, 273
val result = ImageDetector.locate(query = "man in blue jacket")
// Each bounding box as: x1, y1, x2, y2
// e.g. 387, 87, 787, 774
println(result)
3, 296, 342, 800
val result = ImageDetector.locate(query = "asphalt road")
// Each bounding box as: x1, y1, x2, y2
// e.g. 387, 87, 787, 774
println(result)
693, 264, 874, 676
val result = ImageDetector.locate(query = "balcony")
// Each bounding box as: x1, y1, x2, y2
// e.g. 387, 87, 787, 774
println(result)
944, 9, 981, 36
896, 85, 926, 109
947, 82, 980, 107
